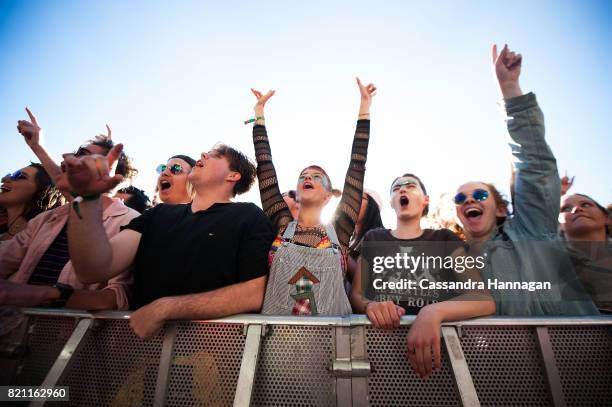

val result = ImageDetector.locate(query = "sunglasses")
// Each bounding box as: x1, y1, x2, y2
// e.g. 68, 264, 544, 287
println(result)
156, 163, 185, 175
5, 170, 27, 181
74, 146, 94, 157
454, 189, 490, 205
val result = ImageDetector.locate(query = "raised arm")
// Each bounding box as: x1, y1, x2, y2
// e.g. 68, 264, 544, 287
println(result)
17, 107, 62, 181
492, 44, 560, 237
250, 88, 293, 232
333, 78, 375, 247
60, 144, 140, 283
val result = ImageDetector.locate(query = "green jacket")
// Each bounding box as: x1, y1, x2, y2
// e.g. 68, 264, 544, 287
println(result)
482, 92, 599, 316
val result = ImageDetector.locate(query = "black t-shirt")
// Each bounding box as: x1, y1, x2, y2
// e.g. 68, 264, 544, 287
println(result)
124, 202, 274, 309
360, 228, 463, 314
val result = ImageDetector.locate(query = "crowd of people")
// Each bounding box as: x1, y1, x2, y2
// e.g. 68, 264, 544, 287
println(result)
1, 44, 610, 379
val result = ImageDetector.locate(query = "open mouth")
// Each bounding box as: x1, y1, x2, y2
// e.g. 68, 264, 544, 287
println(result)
195, 160, 204, 168
399, 196, 409, 207
160, 180, 171, 191
464, 207, 483, 218
303, 182, 314, 190
0, 186, 10, 193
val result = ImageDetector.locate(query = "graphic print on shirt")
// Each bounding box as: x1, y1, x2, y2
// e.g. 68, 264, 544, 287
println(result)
288, 266, 320, 315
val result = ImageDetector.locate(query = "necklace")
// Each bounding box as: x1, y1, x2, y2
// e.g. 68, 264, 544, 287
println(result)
6, 216, 26, 237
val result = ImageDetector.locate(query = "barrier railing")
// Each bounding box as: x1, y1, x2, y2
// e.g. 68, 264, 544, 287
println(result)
1, 309, 611, 406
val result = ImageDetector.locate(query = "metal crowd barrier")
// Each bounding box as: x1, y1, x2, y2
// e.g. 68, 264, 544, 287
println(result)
1, 309, 611, 406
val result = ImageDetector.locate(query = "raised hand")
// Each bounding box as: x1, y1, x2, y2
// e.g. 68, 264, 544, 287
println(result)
17, 107, 42, 148
356, 77, 377, 112
560, 172, 575, 196
251, 88, 275, 117
58, 143, 124, 196
492, 44, 523, 99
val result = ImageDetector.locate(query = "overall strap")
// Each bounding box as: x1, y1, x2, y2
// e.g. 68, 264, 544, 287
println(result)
324, 223, 341, 247
282, 220, 298, 240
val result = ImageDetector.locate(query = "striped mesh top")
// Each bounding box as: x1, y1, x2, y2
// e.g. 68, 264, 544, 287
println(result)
252, 120, 370, 254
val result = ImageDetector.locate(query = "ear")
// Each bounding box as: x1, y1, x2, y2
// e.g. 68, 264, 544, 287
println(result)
226, 171, 241, 183
323, 191, 333, 206
495, 204, 508, 218
423, 195, 430, 207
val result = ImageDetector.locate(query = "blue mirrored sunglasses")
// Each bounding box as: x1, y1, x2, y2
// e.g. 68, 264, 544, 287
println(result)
454, 189, 489, 205
156, 163, 184, 175
5, 170, 27, 181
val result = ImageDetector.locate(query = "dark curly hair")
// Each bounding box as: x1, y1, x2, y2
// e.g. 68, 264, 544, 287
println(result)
0, 163, 63, 234
116, 186, 151, 214
86, 135, 138, 181
22, 163, 64, 220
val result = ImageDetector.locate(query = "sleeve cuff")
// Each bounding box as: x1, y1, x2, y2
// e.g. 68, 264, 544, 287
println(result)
357, 119, 370, 129
503, 92, 537, 114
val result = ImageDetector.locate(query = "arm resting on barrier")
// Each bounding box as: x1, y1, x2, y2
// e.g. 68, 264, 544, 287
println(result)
0, 280, 118, 310
129, 275, 267, 339
407, 294, 496, 379
350, 257, 406, 329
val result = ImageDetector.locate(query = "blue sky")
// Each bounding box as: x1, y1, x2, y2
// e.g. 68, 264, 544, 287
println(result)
1, 0, 610, 226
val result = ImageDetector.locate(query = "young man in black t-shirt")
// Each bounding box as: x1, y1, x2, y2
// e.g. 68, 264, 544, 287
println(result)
351, 173, 495, 379
63, 143, 274, 339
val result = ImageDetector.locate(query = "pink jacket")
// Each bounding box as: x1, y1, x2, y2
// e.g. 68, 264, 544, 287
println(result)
0, 198, 140, 310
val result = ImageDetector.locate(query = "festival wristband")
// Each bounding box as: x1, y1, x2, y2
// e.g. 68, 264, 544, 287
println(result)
244, 116, 265, 125
70, 192, 101, 219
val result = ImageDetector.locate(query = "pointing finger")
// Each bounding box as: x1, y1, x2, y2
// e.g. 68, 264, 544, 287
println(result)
106, 124, 112, 139
25, 107, 38, 126
106, 143, 123, 168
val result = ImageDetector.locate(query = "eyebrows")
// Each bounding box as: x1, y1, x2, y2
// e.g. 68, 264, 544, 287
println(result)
391, 177, 419, 190
561, 199, 592, 208
299, 172, 325, 177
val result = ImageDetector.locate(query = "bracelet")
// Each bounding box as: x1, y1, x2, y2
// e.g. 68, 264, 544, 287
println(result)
47, 283, 74, 308
70, 192, 101, 219
358, 113, 370, 118
244, 116, 265, 125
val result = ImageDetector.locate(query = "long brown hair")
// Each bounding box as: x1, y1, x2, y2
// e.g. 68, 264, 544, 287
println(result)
483, 182, 509, 226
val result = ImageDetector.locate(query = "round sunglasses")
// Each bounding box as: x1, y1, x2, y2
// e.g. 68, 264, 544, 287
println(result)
156, 164, 185, 175
5, 170, 28, 181
454, 189, 489, 205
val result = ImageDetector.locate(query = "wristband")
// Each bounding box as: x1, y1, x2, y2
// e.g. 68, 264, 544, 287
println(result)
47, 283, 74, 308
70, 192, 101, 219
244, 116, 265, 125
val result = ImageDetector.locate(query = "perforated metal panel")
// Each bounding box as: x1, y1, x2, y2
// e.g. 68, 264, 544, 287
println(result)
460, 326, 550, 406
251, 325, 334, 407
12, 316, 77, 386
365, 326, 460, 407
549, 326, 612, 406
57, 319, 164, 407
166, 322, 245, 406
